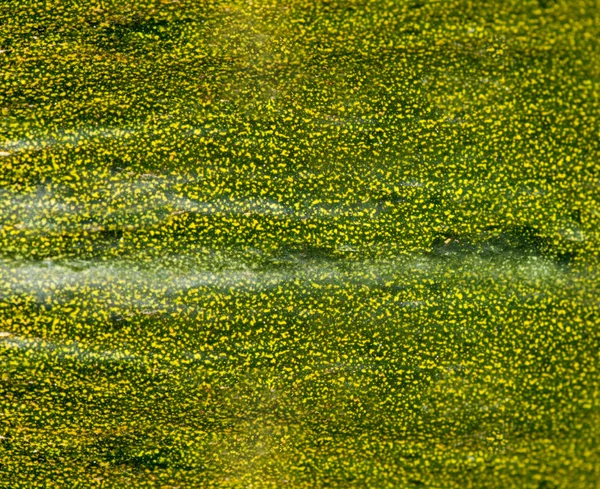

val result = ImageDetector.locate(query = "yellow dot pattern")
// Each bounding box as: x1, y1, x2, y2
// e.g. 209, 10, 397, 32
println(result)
1, 0, 599, 487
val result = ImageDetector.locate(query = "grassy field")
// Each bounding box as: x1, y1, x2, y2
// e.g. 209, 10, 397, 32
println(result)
1, 0, 600, 487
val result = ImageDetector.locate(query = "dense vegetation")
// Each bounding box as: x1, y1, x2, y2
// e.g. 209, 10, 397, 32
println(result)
1, 0, 599, 487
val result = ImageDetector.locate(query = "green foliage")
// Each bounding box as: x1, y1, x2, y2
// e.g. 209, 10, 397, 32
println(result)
1, 0, 599, 487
